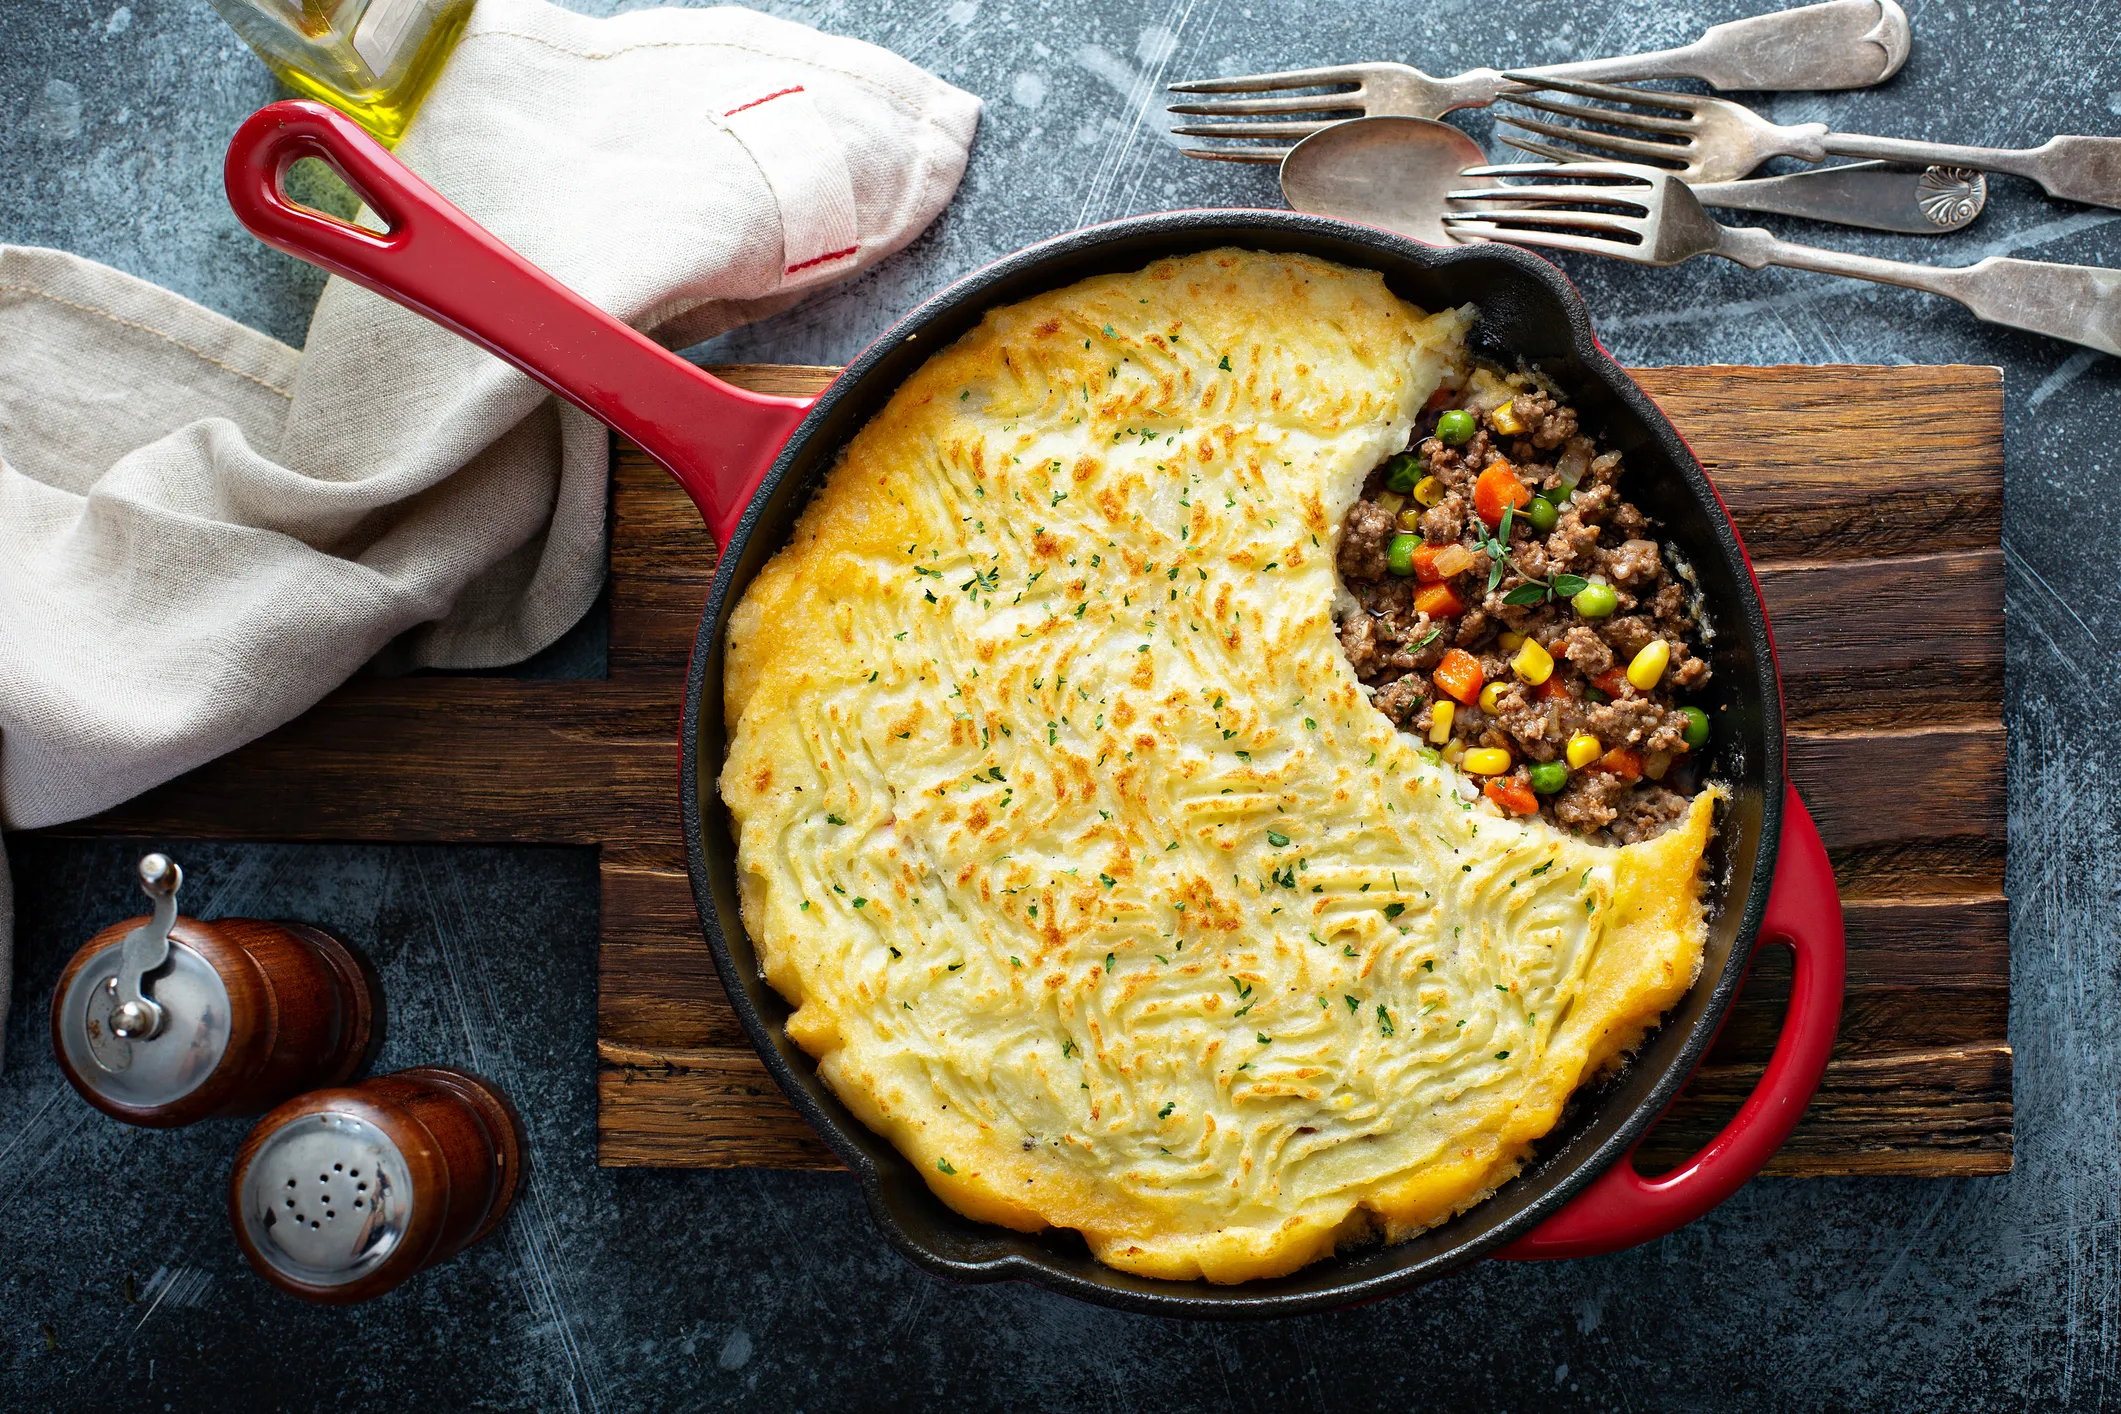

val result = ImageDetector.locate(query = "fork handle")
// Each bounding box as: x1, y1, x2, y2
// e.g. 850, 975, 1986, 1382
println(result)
1819, 134, 2121, 211
1721, 227, 2121, 358
1513, 0, 1910, 92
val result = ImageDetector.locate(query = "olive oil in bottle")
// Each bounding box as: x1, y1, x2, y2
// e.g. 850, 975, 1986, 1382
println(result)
207, 0, 474, 145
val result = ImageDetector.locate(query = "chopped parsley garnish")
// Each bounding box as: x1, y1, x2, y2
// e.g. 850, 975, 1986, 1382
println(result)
1267, 830, 1290, 848
937, 1158, 957, 1174
825, 814, 846, 826
1383, 902, 1405, 920
1158, 1101, 1175, 1119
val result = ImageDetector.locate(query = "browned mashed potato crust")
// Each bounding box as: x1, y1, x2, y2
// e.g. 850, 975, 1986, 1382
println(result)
719, 250, 1718, 1283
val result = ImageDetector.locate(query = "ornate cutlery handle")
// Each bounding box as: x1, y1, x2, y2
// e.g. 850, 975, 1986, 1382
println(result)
1719, 226, 2121, 357
1820, 133, 2121, 210
1692, 163, 1985, 235
1516, 0, 1909, 92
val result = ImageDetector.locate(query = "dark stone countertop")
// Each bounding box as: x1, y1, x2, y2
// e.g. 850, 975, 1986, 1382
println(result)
3, 1, 2117, 1409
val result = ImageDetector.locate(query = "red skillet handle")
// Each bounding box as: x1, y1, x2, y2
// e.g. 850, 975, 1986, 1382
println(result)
1497, 783, 1845, 1260
223, 100, 811, 546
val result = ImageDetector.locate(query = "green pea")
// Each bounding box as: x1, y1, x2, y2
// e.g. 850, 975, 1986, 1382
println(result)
1528, 759, 1570, 795
1435, 408, 1477, 447
1526, 496, 1559, 533
1382, 453, 1422, 494
1680, 705, 1711, 750
1571, 581, 1620, 618
1386, 532, 1421, 577
1546, 483, 1573, 505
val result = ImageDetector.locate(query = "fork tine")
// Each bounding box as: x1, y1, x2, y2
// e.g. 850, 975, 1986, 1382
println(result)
1493, 115, 1692, 166
1166, 92, 1365, 117
1178, 146, 1291, 164
1168, 65, 1369, 94
1499, 72, 1701, 113
1169, 121, 1337, 141
1441, 208, 1647, 235
1459, 162, 1655, 180
1441, 222, 1644, 258
1498, 92, 1695, 137
1445, 185, 1652, 208
1499, 133, 1594, 164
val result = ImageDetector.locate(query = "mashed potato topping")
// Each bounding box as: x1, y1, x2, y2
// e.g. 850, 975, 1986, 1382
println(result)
720, 250, 1717, 1283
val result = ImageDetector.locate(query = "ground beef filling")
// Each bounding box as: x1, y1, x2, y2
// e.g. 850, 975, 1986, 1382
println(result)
1336, 382, 1711, 843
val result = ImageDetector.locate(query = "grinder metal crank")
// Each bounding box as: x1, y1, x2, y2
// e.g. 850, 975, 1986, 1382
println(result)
51, 853, 383, 1127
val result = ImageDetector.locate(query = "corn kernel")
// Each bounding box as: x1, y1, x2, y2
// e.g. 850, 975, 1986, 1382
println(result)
1413, 475, 1446, 508
1427, 699, 1455, 744
1376, 490, 1406, 516
1512, 637, 1555, 686
1498, 631, 1525, 651
1489, 398, 1527, 437
1626, 638, 1671, 691
1440, 738, 1466, 766
1566, 733, 1603, 769
1478, 682, 1502, 714
1398, 508, 1423, 532
1462, 747, 1512, 776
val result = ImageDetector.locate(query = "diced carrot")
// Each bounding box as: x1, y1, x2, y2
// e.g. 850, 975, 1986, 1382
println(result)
1411, 542, 1446, 583
1414, 581, 1466, 619
1534, 672, 1571, 702
1484, 777, 1540, 816
1595, 747, 1644, 781
1432, 647, 1484, 705
1591, 667, 1629, 697
1473, 460, 1531, 528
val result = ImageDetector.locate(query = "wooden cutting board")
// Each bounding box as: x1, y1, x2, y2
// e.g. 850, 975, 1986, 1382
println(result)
51, 363, 2010, 1176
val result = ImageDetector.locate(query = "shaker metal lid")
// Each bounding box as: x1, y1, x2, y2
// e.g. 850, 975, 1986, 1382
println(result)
236, 1110, 412, 1286
56, 938, 231, 1109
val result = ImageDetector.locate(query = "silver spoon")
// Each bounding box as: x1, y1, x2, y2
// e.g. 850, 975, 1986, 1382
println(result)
1280, 117, 1986, 241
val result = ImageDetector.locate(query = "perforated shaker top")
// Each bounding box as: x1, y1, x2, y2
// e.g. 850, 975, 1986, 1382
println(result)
237, 1111, 412, 1285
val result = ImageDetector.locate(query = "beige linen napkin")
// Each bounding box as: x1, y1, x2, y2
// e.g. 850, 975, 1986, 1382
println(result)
0, 0, 980, 1054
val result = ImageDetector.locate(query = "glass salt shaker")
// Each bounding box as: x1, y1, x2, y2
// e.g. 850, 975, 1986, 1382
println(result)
206, 0, 474, 145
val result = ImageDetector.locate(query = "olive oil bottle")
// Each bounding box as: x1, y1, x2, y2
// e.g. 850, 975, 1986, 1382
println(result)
208, 0, 474, 145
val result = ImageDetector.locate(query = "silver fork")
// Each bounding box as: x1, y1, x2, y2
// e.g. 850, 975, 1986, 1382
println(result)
1167, 0, 1910, 163
1441, 162, 2121, 357
1495, 75, 2121, 209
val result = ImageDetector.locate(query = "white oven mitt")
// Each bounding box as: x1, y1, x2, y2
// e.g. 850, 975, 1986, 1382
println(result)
0, 0, 980, 1058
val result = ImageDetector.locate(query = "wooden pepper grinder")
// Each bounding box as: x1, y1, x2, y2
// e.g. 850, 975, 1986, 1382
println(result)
229, 1066, 524, 1303
50, 853, 382, 1127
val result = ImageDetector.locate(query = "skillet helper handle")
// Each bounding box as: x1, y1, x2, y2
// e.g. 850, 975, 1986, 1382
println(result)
222, 99, 811, 547
1497, 784, 1846, 1261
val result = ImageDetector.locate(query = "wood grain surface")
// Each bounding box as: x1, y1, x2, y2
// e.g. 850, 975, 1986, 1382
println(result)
50, 363, 2011, 1178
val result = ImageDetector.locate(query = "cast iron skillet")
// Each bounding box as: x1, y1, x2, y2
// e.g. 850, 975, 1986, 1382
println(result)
225, 100, 1845, 1319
